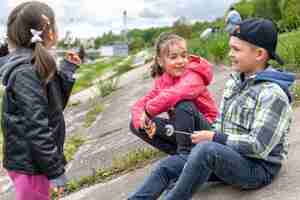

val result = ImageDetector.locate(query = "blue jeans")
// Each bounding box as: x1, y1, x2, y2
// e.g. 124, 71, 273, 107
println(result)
128, 142, 274, 200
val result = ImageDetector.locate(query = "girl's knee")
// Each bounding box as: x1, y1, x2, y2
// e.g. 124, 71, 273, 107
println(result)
175, 101, 197, 113
129, 121, 140, 135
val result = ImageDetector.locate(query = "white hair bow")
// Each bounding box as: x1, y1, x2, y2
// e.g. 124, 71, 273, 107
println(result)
30, 29, 43, 43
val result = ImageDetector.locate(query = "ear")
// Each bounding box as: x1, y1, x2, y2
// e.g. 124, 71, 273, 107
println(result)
256, 48, 268, 62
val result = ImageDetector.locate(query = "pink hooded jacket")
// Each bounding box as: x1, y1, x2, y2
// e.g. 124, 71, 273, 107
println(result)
131, 55, 218, 129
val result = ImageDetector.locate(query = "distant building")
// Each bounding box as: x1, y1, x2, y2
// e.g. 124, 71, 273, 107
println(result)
100, 43, 128, 57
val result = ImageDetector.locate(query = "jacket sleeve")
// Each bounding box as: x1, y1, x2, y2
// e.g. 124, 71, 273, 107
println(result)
145, 71, 206, 117
213, 89, 292, 159
56, 59, 78, 109
131, 81, 160, 129
12, 68, 64, 179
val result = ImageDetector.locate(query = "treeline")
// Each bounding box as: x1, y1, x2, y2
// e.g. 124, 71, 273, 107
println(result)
57, 0, 300, 54
235, 0, 300, 32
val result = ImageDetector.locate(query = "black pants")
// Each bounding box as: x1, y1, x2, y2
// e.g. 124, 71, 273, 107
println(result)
130, 101, 211, 154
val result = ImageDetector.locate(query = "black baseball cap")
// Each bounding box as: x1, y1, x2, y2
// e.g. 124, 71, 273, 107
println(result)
231, 18, 284, 65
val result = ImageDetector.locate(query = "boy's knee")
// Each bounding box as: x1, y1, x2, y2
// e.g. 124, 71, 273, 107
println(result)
190, 142, 220, 162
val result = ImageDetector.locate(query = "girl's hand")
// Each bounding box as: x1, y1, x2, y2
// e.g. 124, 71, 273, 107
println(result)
141, 112, 156, 139
66, 51, 81, 65
50, 174, 67, 199
191, 130, 215, 144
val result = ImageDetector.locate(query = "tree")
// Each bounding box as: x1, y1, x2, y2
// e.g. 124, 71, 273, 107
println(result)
94, 36, 103, 49
235, 0, 255, 19
280, 0, 300, 31
253, 0, 281, 21
173, 17, 193, 39
129, 36, 145, 53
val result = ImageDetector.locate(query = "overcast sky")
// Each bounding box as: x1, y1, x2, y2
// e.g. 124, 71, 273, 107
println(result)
0, 0, 238, 38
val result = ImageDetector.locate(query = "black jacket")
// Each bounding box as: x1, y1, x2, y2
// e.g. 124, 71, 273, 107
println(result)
0, 55, 8, 70
1, 48, 77, 179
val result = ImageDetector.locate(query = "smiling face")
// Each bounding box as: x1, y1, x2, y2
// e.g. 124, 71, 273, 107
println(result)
229, 36, 269, 75
158, 40, 188, 77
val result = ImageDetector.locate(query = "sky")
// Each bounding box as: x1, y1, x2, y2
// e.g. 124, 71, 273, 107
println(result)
0, 0, 238, 39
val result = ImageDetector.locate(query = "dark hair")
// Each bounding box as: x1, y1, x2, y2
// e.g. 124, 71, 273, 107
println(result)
150, 32, 185, 78
229, 6, 235, 11
7, 1, 57, 84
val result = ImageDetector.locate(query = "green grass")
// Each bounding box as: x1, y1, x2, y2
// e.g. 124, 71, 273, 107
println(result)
97, 77, 120, 98
72, 57, 124, 94
188, 31, 230, 64
67, 100, 81, 108
292, 82, 300, 108
64, 135, 86, 162
52, 148, 164, 198
112, 56, 134, 77
84, 102, 105, 128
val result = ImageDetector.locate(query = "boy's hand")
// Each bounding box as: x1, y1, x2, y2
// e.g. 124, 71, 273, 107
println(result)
66, 52, 81, 65
191, 130, 215, 144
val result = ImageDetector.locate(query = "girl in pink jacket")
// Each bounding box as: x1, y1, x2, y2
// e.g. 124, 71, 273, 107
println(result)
130, 32, 218, 155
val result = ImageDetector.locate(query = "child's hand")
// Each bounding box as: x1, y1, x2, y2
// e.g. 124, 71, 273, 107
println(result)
141, 112, 156, 139
191, 130, 215, 144
50, 174, 67, 195
66, 51, 81, 65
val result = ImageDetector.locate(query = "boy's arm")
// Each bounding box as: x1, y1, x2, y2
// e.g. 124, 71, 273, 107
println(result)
213, 89, 292, 159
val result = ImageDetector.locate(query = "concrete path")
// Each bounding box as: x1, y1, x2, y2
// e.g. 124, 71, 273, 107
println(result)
62, 106, 300, 200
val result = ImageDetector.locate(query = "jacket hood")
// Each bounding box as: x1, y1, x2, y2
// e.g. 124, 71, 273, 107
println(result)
1, 48, 32, 86
255, 67, 296, 102
186, 55, 213, 86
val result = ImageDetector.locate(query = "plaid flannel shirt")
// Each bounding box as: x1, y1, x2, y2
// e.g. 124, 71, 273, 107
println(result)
212, 72, 293, 164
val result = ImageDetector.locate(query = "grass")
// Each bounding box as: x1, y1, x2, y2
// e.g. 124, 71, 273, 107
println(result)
64, 135, 86, 162
84, 102, 105, 128
112, 56, 134, 77
72, 57, 123, 94
188, 31, 230, 64
51, 148, 164, 199
97, 77, 120, 98
67, 100, 81, 108
292, 83, 300, 108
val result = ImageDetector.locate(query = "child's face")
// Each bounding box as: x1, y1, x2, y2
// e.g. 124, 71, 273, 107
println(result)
229, 36, 262, 75
159, 40, 188, 77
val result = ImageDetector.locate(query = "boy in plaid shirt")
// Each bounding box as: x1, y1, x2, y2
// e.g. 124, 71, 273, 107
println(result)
128, 18, 296, 200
